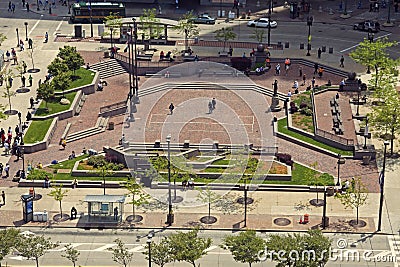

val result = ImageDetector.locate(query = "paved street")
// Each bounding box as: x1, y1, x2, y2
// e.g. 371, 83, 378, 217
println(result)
0, 0, 399, 266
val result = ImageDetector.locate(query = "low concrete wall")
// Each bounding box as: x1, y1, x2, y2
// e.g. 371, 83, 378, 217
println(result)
23, 117, 58, 154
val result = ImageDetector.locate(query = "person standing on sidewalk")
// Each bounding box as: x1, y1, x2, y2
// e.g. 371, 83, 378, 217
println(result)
30, 96, 34, 108
169, 103, 174, 115
4, 163, 9, 178
208, 101, 213, 114
28, 75, 33, 87
1, 191, 5, 205
211, 98, 216, 110
318, 48, 322, 59
340, 55, 345, 67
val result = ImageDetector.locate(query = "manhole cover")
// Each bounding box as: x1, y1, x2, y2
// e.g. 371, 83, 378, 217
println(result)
200, 216, 217, 224
4, 110, 18, 115
27, 68, 40, 73
17, 88, 30, 93
309, 199, 325, 207
273, 217, 291, 226
126, 215, 143, 223
53, 213, 70, 222
237, 197, 254, 205
349, 219, 367, 228
171, 196, 184, 203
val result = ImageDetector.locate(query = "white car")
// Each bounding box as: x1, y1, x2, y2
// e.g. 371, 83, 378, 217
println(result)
247, 18, 278, 28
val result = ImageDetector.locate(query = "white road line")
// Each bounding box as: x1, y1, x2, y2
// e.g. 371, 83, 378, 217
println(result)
340, 33, 392, 53
93, 244, 116, 251
28, 15, 43, 36
205, 245, 218, 252
129, 245, 145, 252
53, 17, 65, 36
388, 236, 399, 267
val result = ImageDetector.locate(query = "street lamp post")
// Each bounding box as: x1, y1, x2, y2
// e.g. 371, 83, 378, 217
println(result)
67, 0, 70, 14
133, 18, 139, 103
364, 117, 369, 149
244, 179, 248, 227
146, 231, 154, 267
16, 28, 20, 47
267, 0, 272, 46
356, 89, 361, 116
306, 16, 313, 56
386, 0, 392, 25
36, 0, 40, 11
336, 154, 345, 186
322, 188, 327, 229
89, 0, 93, 38
24, 22, 28, 41
377, 140, 389, 231
166, 135, 173, 225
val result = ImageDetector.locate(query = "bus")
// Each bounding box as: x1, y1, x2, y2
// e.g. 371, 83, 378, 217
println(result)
70, 2, 126, 23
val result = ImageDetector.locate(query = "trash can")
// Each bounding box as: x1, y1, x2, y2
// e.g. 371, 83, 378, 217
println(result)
322, 216, 329, 227
329, 47, 334, 54
326, 186, 335, 196
285, 42, 289, 48
300, 43, 304, 49
322, 46, 326, 52
74, 24, 82, 38
104, 51, 109, 58
194, 36, 199, 44
108, 122, 114, 130
82, 29, 85, 38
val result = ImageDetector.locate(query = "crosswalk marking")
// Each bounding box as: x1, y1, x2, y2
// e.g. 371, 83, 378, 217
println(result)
129, 245, 145, 252
93, 244, 115, 251
388, 235, 399, 267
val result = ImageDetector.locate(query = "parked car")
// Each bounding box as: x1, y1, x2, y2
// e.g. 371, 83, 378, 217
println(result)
353, 20, 380, 32
189, 14, 216, 24
247, 18, 278, 28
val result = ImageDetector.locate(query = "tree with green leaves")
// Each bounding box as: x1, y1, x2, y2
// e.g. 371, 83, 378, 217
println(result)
52, 72, 70, 98
265, 229, 331, 267
0, 228, 20, 267
96, 163, 114, 195
174, 11, 200, 51
196, 186, 219, 224
61, 243, 80, 267
48, 58, 69, 77
48, 183, 69, 218
143, 237, 173, 267
252, 28, 266, 44
2, 68, 16, 113
215, 27, 237, 52
0, 33, 6, 46
16, 234, 59, 267
57, 46, 84, 76
140, 8, 163, 41
221, 230, 266, 267
124, 177, 149, 221
104, 12, 123, 48
335, 176, 368, 225
36, 81, 54, 110
108, 238, 133, 267
168, 228, 212, 267
349, 37, 397, 88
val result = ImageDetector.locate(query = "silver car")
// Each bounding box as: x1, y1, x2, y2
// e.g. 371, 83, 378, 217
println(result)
247, 18, 278, 28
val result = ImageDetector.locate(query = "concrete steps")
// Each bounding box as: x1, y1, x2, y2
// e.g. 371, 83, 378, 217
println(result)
91, 59, 128, 79
66, 117, 109, 143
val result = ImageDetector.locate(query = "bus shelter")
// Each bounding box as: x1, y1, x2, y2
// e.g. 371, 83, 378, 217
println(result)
84, 195, 125, 222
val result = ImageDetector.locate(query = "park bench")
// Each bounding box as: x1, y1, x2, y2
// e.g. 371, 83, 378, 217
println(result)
214, 71, 234, 76
183, 55, 197, 62
136, 54, 153, 61
145, 72, 163, 78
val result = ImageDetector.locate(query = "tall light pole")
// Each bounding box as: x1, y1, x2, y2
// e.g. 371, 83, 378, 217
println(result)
356, 89, 361, 116
363, 116, 369, 149
89, 0, 93, 37
146, 231, 154, 267
36, 0, 40, 11
24, 22, 28, 41
306, 16, 313, 56
386, 0, 393, 25
244, 178, 248, 227
336, 154, 345, 186
166, 134, 173, 225
267, 0, 272, 46
16, 28, 20, 47
377, 140, 389, 232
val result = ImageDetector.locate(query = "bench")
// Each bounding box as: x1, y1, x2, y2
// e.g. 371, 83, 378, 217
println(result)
145, 73, 163, 78
159, 58, 174, 62
333, 125, 344, 135
136, 55, 153, 61
331, 105, 341, 115
183, 56, 197, 62
330, 97, 338, 107
214, 71, 234, 76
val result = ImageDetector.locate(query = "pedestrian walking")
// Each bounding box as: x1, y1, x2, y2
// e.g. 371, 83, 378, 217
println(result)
340, 55, 345, 67
228, 46, 233, 56
29, 96, 35, 109
312, 77, 316, 88
5, 50, 10, 62
28, 38, 33, 49
0, 74, 3, 86
11, 3, 15, 12
208, 101, 213, 114
60, 138, 67, 149
314, 63, 318, 75
28, 75, 33, 87
26, 2, 29, 11
211, 98, 216, 110
318, 48, 322, 59
1, 191, 5, 205
13, 55, 18, 65
302, 74, 306, 86
275, 64, 281, 75
8, 1, 11, 11
168, 103, 174, 115
318, 67, 324, 78
4, 163, 9, 178
8, 76, 13, 87
21, 75, 26, 87
114, 207, 118, 220
298, 66, 302, 77
22, 61, 27, 73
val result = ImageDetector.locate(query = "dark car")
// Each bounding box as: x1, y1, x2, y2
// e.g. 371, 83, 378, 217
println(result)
189, 15, 216, 24
353, 20, 380, 32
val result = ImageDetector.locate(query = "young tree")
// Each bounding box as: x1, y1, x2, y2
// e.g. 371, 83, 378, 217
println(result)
0, 228, 20, 267
124, 177, 150, 221
61, 243, 80, 267
174, 11, 200, 51
48, 183, 69, 218
2, 69, 16, 113
104, 12, 123, 48
108, 238, 133, 267
0, 33, 6, 46
139, 8, 162, 41
196, 186, 219, 223
252, 28, 266, 44
27, 43, 37, 71
306, 161, 324, 205
335, 176, 369, 225
168, 228, 212, 267
221, 230, 266, 267
57, 46, 84, 76
52, 72, 70, 98
142, 237, 173, 267
215, 27, 237, 52
48, 58, 68, 77
36, 81, 54, 110
96, 163, 114, 195
16, 234, 59, 267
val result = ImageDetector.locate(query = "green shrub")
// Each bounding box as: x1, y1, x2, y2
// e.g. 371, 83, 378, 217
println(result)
87, 155, 107, 168
28, 169, 53, 180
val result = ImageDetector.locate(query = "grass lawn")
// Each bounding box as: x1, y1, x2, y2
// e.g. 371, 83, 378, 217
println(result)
48, 154, 89, 169
23, 119, 53, 143
35, 92, 77, 116
278, 118, 353, 156
67, 68, 95, 90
